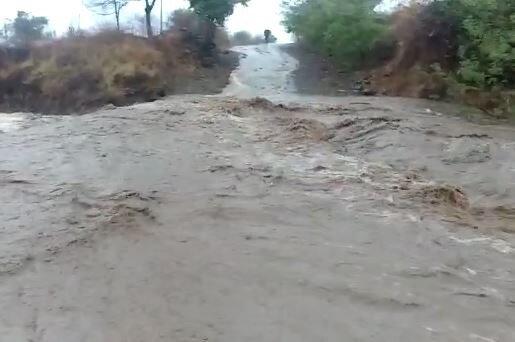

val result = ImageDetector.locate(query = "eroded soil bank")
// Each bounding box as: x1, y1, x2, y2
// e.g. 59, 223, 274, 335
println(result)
0, 33, 239, 115
280, 43, 361, 96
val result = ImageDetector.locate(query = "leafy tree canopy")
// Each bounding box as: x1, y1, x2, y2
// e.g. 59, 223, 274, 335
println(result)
10, 11, 49, 45
189, 0, 249, 25
283, 0, 386, 70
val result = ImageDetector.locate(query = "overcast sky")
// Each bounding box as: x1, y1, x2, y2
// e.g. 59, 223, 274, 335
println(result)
1, 0, 291, 42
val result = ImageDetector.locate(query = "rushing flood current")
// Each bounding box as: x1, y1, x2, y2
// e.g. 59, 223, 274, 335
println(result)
0, 44, 514, 342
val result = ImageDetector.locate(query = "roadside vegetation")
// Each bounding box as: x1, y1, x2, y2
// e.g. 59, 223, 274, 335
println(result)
0, 0, 248, 114
283, 0, 390, 70
284, 0, 515, 116
230, 31, 264, 46
229, 30, 277, 46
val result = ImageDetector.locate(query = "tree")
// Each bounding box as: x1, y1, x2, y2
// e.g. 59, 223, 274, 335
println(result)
0, 23, 8, 41
86, 0, 134, 31
126, 13, 158, 36
168, 9, 197, 30
407, 0, 514, 89
232, 30, 252, 45
447, 0, 515, 88
264, 29, 271, 42
144, 0, 158, 37
283, 0, 386, 70
230, 30, 265, 46
10, 11, 48, 46
189, 0, 248, 26
188, 0, 249, 53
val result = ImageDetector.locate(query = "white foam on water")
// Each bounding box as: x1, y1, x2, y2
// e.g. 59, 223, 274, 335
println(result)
0, 114, 26, 133
450, 236, 515, 254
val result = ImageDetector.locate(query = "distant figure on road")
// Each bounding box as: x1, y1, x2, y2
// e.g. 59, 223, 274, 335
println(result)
264, 29, 272, 43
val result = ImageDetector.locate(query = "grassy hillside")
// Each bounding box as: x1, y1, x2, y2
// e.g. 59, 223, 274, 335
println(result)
0, 29, 237, 114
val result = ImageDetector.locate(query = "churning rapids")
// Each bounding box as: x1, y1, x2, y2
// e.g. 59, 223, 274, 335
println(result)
1, 44, 515, 342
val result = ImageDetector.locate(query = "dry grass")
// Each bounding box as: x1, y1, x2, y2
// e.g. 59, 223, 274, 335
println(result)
0, 30, 207, 113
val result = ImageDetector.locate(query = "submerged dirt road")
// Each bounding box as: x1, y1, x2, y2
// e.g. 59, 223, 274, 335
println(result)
1, 44, 515, 342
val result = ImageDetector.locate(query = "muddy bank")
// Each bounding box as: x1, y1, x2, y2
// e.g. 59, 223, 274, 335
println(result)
0, 52, 238, 115
283, 43, 515, 119
0, 33, 239, 115
170, 51, 239, 95
281, 44, 361, 96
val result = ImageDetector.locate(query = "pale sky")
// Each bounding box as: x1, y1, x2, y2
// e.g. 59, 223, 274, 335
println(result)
0, 0, 291, 42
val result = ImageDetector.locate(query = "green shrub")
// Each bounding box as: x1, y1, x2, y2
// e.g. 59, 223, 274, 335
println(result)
429, 0, 515, 89
283, 0, 387, 70
230, 31, 264, 46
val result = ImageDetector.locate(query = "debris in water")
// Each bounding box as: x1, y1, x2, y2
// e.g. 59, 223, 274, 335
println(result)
164, 109, 186, 115
287, 118, 334, 141
207, 165, 234, 173
419, 185, 469, 209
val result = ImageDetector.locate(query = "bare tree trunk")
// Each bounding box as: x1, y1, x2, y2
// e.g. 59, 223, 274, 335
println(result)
159, 0, 163, 35
114, 1, 120, 31
203, 21, 216, 57
145, 8, 153, 37
86, 0, 130, 32
144, 0, 157, 37
115, 13, 121, 30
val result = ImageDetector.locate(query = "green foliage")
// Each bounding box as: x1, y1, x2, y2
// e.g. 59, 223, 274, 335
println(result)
168, 9, 206, 33
189, 0, 248, 25
230, 31, 264, 46
285, 0, 514, 90
186, 0, 248, 54
9, 11, 48, 46
231, 31, 252, 44
429, 0, 515, 88
283, 0, 387, 70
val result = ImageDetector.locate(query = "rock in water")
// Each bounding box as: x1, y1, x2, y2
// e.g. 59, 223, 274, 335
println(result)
442, 138, 491, 163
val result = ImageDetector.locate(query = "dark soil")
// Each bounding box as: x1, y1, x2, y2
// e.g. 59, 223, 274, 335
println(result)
283, 44, 514, 119
172, 51, 239, 95
0, 51, 239, 115
281, 44, 361, 96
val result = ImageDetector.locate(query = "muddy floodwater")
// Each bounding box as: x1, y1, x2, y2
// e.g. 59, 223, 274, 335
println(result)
1, 44, 515, 342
